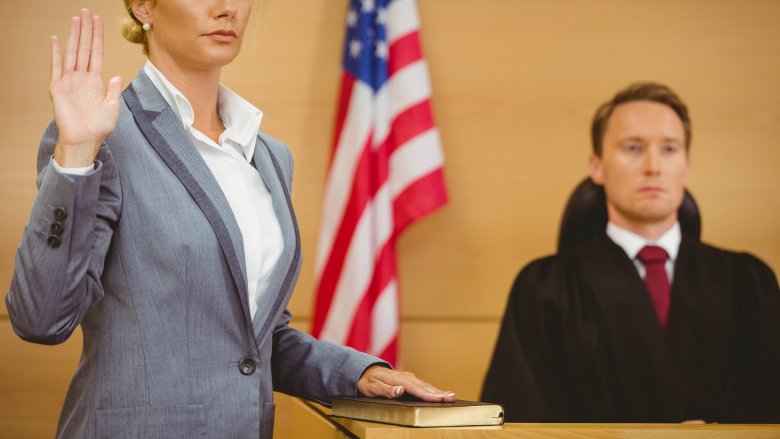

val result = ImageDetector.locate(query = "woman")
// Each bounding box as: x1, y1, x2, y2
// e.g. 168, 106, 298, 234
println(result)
6, 2, 454, 437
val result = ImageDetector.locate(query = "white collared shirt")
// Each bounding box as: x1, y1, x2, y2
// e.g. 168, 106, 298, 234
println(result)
606, 222, 681, 282
141, 61, 283, 319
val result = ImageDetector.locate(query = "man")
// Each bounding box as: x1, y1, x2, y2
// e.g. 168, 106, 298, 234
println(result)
481, 83, 780, 423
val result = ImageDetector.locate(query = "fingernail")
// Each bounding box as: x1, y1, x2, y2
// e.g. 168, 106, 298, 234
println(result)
393, 386, 403, 396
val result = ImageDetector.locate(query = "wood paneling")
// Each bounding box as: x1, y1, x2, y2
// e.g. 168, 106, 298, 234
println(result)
0, 321, 82, 439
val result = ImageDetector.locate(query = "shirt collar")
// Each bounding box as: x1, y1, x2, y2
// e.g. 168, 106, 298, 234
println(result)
606, 221, 681, 261
142, 60, 263, 162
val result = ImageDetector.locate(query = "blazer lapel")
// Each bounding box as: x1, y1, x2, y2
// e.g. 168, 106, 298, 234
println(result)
249, 135, 301, 345
121, 72, 255, 338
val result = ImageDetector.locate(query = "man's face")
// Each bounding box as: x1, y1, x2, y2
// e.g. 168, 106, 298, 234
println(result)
589, 100, 690, 233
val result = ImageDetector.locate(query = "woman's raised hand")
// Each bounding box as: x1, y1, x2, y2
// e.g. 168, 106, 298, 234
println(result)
51, 9, 123, 168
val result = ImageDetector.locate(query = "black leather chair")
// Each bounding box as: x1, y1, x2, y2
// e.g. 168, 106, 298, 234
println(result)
557, 178, 701, 252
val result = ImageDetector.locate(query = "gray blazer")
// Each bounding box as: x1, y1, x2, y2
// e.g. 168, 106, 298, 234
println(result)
6, 71, 382, 439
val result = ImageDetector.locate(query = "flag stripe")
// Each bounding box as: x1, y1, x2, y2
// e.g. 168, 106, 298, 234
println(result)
378, 335, 399, 367
319, 184, 394, 343
369, 280, 399, 355
317, 68, 435, 279
311, 109, 437, 337
387, 0, 420, 43
330, 74, 357, 163
314, 80, 372, 276
344, 243, 397, 349
311, 133, 375, 337
394, 167, 448, 234
388, 31, 423, 76
388, 129, 444, 196
316, 55, 431, 279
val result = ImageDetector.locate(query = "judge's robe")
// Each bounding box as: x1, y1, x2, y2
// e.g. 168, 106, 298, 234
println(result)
481, 234, 780, 423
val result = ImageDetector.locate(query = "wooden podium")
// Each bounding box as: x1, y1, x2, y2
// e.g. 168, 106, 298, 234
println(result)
273, 393, 780, 438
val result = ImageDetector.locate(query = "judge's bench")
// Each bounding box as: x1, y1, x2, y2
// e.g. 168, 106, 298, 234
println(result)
273, 393, 780, 439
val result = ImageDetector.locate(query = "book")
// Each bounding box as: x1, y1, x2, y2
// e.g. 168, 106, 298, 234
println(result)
330, 396, 504, 427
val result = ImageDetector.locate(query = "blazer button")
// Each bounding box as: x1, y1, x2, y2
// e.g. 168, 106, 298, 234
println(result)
50, 221, 65, 235
47, 235, 62, 249
53, 207, 68, 221
239, 357, 256, 376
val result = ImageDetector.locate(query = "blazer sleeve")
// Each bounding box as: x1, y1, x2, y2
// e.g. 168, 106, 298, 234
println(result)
271, 308, 385, 406
5, 121, 122, 345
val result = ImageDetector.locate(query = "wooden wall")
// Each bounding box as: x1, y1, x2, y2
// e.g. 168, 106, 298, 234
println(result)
1, 0, 778, 437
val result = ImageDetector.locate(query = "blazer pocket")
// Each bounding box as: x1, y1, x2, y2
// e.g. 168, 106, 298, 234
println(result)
94, 404, 206, 439
261, 402, 276, 439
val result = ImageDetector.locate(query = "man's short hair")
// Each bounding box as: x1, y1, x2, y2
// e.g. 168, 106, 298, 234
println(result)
591, 82, 691, 156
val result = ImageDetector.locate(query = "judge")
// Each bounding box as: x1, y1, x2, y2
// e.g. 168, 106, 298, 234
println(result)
481, 83, 780, 423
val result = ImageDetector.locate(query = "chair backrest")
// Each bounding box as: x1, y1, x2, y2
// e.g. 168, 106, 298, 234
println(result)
557, 178, 701, 252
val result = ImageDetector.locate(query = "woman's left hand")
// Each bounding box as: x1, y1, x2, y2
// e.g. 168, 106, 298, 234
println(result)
357, 365, 456, 402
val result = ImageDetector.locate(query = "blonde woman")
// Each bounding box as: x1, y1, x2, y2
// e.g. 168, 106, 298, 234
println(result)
6, 2, 454, 437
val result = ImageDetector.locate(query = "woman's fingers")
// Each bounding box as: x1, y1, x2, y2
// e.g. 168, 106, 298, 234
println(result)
364, 378, 403, 399
62, 9, 98, 74
105, 76, 123, 104
50, 36, 62, 81
76, 9, 93, 72
358, 367, 456, 402
393, 376, 453, 401
63, 16, 79, 72
89, 15, 104, 74
76, 9, 92, 71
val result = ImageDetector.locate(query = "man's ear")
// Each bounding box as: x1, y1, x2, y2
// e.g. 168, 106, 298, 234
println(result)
130, 0, 152, 23
588, 154, 604, 186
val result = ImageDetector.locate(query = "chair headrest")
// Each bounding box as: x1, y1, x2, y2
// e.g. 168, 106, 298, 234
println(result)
557, 178, 702, 252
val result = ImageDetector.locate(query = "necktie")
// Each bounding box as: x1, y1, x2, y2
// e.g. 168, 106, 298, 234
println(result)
637, 245, 671, 331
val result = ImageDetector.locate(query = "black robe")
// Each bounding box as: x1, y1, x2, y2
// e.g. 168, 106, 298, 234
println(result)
481, 234, 780, 423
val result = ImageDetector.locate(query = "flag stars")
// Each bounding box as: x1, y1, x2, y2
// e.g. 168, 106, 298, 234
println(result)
375, 41, 388, 60
376, 7, 388, 25
349, 39, 363, 58
361, 0, 375, 13
346, 8, 358, 27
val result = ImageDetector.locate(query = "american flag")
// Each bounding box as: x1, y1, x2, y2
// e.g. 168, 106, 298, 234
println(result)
311, 0, 448, 366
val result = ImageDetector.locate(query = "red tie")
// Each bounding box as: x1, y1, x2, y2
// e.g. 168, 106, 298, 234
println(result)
637, 245, 671, 331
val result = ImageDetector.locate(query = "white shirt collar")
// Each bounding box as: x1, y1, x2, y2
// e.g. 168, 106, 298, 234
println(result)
142, 60, 263, 162
606, 221, 681, 262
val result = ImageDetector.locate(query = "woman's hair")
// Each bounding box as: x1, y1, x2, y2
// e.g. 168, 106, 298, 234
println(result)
120, 0, 156, 55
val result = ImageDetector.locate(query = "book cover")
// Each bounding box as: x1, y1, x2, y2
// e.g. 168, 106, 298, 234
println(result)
330, 396, 505, 428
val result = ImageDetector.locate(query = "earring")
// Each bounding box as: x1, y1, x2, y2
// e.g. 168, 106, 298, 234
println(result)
142, 22, 151, 31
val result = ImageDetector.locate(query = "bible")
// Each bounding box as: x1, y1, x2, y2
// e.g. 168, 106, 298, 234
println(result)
330, 396, 504, 427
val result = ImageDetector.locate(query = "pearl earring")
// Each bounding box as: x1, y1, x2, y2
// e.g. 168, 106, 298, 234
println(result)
142, 22, 151, 31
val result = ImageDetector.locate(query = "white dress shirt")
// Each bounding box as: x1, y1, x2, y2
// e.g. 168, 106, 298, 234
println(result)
606, 222, 681, 282
143, 61, 283, 319
55, 61, 284, 319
